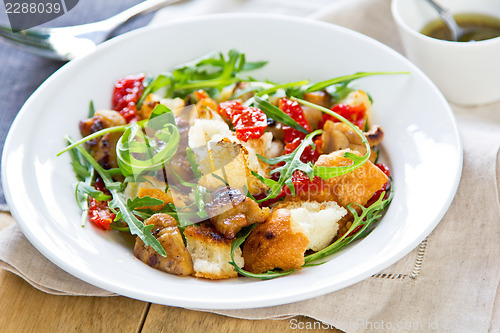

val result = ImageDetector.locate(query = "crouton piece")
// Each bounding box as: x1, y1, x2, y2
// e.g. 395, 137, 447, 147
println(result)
124, 176, 190, 211
188, 118, 233, 150
244, 132, 273, 171
137, 187, 172, 211
243, 209, 309, 274
282, 201, 347, 251
134, 213, 194, 276
188, 118, 269, 195
341, 89, 372, 124
184, 224, 243, 279
265, 140, 284, 158
206, 187, 270, 239
299, 149, 389, 207
134, 176, 171, 211
123, 176, 170, 211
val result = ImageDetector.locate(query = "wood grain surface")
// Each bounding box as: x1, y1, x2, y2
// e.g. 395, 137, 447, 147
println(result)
0, 270, 342, 333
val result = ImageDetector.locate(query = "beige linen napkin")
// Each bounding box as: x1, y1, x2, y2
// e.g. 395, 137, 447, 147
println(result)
0, 214, 113, 296
1, 0, 499, 332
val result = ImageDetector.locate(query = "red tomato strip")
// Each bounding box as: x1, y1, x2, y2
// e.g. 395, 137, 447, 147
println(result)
112, 74, 145, 123
279, 98, 319, 163
88, 178, 115, 231
319, 104, 367, 130
218, 101, 267, 142
279, 98, 311, 142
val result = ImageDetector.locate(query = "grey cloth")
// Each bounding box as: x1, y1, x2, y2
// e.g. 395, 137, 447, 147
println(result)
0, 0, 154, 208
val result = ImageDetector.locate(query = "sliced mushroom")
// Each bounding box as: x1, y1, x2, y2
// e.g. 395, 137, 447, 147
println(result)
321, 121, 367, 155
205, 187, 270, 239
365, 125, 384, 147
134, 213, 194, 276
303, 91, 330, 130
79, 110, 126, 169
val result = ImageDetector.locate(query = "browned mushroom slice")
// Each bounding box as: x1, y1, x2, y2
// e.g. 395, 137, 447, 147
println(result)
365, 125, 384, 147
79, 110, 126, 170
134, 213, 194, 276
303, 91, 331, 130
205, 187, 270, 239
321, 121, 367, 155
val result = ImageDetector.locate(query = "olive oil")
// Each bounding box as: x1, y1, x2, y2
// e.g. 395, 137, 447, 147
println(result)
421, 13, 500, 42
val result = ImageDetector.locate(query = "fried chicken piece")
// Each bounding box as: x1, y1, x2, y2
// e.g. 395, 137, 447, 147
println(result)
296, 149, 389, 208
242, 209, 309, 274
134, 213, 194, 276
205, 187, 270, 239
184, 224, 244, 279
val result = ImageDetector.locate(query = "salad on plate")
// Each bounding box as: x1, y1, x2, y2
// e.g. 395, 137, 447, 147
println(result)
60, 50, 399, 280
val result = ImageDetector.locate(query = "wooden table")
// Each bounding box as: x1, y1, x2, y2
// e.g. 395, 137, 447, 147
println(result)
0, 270, 341, 332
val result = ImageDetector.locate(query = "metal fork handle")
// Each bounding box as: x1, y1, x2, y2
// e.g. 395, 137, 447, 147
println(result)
55, 0, 181, 35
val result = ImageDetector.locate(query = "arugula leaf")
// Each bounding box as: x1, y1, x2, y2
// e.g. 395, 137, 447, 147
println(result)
255, 80, 310, 97
127, 196, 164, 210
290, 97, 371, 180
305, 71, 410, 93
67, 142, 91, 181
252, 129, 321, 202
231, 85, 265, 99
88, 100, 96, 118
67, 140, 95, 227
242, 60, 268, 71
116, 105, 180, 177
58, 124, 130, 156
253, 96, 309, 136
326, 83, 354, 103
253, 96, 373, 201
136, 74, 173, 109
228, 224, 295, 280
66, 137, 167, 257
194, 185, 208, 219
304, 188, 393, 263
185, 147, 201, 179
163, 49, 265, 99
76, 182, 111, 201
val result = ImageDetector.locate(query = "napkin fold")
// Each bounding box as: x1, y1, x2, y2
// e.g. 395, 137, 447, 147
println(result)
0, 215, 113, 296
1, 0, 499, 332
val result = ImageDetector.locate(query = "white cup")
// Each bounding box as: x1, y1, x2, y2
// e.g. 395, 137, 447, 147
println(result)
392, 0, 500, 106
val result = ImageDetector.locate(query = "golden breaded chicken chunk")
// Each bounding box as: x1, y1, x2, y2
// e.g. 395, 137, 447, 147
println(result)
301, 149, 389, 207
243, 209, 309, 274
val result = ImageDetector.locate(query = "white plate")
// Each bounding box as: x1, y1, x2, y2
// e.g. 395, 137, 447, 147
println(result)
1, 14, 462, 309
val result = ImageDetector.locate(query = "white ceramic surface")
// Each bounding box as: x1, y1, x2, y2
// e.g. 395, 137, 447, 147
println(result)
392, 0, 500, 106
1, 14, 462, 309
